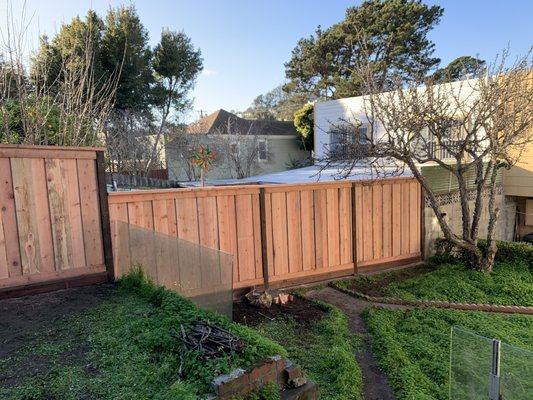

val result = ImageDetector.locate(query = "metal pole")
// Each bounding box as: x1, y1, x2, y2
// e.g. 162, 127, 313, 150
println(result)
489, 339, 501, 400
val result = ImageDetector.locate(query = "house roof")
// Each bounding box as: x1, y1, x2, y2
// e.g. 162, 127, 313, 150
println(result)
179, 163, 413, 187
187, 109, 297, 136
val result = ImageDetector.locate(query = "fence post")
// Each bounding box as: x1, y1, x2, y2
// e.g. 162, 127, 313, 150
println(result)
420, 183, 426, 260
259, 187, 270, 288
95, 151, 115, 282
489, 339, 501, 400
351, 182, 358, 275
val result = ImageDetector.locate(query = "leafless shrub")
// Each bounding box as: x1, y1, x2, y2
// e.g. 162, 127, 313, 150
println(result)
0, 2, 120, 146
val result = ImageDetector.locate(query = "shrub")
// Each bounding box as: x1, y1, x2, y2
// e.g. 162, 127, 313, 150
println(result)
434, 237, 533, 266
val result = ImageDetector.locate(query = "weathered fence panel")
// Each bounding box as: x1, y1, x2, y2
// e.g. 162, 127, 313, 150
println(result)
0, 145, 107, 291
109, 178, 422, 290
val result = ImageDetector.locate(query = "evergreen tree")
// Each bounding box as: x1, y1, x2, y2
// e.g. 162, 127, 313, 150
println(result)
100, 5, 153, 111
285, 0, 444, 99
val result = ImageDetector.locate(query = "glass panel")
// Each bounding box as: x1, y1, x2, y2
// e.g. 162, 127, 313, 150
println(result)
449, 326, 533, 400
449, 326, 493, 399
113, 221, 233, 319
500, 342, 533, 400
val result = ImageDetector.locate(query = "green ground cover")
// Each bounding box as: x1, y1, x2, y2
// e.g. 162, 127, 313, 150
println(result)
0, 270, 285, 400
253, 299, 363, 400
386, 260, 533, 306
364, 307, 533, 400
335, 258, 532, 306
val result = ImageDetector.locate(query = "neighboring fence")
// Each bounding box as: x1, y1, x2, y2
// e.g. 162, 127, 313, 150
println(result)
0, 145, 112, 293
108, 177, 422, 289
107, 172, 181, 189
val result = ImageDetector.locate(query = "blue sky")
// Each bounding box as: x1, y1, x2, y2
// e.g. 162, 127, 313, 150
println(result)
2, 0, 532, 121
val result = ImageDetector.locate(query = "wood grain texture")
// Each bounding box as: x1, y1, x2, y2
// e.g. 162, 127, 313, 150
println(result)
0, 158, 21, 278
270, 192, 289, 277
77, 159, 104, 267
300, 190, 315, 271
286, 191, 303, 274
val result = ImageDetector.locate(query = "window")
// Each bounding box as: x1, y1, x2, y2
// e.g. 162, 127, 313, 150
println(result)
330, 123, 369, 158
258, 140, 268, 161
230, 142, 238, 155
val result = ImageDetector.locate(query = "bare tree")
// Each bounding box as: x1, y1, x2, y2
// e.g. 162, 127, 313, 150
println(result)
212, 115, 271, 179
321, 49, 533, 273
104, 109, 156, 175
0, 4, 120, 146
167, 128, 205, 182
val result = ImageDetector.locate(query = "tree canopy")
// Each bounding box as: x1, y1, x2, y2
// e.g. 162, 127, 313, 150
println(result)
284, 0, 444, 99
243, 85, 312, 121
431, 56, 486, 83
293, 103, 314, 151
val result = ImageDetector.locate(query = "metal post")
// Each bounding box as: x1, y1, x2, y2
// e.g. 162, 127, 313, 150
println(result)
489, 339, 501, 400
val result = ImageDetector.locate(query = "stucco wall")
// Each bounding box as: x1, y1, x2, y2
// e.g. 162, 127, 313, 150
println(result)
166, 134, 309, 181
423, 188, 516, 258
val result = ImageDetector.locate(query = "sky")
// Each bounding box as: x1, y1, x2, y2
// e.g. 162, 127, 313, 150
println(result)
1, 0, 532, 122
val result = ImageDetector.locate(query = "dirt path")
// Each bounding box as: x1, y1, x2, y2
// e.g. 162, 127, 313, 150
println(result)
306, 287, 404, 400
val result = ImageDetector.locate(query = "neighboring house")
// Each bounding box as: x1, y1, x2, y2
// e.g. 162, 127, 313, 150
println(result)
503, 142, 533, 238
166, 109, 309, 181
313, 79, 523, 250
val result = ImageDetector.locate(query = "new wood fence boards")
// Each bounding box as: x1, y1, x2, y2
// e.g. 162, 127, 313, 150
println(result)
0, 145, 107, 291
109, 185, 265, 289
109, 177, 422, 290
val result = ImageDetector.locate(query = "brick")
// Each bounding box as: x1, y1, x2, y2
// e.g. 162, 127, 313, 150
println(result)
285, 364, 303, 382
250, 360, 275, 381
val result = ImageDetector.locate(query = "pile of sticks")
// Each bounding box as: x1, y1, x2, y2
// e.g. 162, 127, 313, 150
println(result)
180, 321, 245, 359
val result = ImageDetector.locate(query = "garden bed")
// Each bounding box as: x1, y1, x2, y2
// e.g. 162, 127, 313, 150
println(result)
0, 271, 284, 400
363, 307, 533, 400
235, 294, 363, 400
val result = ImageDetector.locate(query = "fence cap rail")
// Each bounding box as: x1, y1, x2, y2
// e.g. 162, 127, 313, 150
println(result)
0, 144, 105, 160
0, 144, 105, 152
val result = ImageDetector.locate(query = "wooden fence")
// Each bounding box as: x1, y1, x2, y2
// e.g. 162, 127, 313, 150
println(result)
109, 177, 422, 289
0, 145, 112, 294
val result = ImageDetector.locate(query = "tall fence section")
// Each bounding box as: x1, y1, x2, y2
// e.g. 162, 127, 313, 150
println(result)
0, 145, 111, 292
109, 178, 422, 290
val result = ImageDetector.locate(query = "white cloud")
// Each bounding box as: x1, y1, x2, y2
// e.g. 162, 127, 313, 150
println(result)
201, 68, 218, 77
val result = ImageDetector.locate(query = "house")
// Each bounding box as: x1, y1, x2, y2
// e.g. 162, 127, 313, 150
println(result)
503, 141, 533, 239
165, 109, 310, 181
313, 79, 526, 251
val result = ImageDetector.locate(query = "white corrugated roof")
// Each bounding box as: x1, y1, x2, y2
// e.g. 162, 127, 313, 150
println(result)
180, 163, 412, 187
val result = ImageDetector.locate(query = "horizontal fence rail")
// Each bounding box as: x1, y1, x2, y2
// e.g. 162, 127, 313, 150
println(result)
109, 177, 422, 290
0, 145, 108, 291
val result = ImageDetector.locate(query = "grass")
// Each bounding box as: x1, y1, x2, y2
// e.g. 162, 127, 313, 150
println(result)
364, 307, 533, 400
0, 269, 285, 400
253, 298, 363, 400
335, 259, 533, 306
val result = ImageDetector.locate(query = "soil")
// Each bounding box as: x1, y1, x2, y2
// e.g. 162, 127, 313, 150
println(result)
233, 296, 325, 327
306, 287, 401, 400
0, 284, 116, 389
348, 264, 438, 297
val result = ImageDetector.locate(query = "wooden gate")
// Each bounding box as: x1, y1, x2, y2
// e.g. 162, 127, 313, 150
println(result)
0, 145, 111, 294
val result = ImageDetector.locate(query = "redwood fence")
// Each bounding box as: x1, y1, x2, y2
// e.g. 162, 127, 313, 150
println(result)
0, 144, 422, 295
0, 145, 112, 294
108, 177, 422, 289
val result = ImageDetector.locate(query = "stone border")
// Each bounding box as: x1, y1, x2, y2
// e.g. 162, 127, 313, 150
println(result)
330, 283, 533, 315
